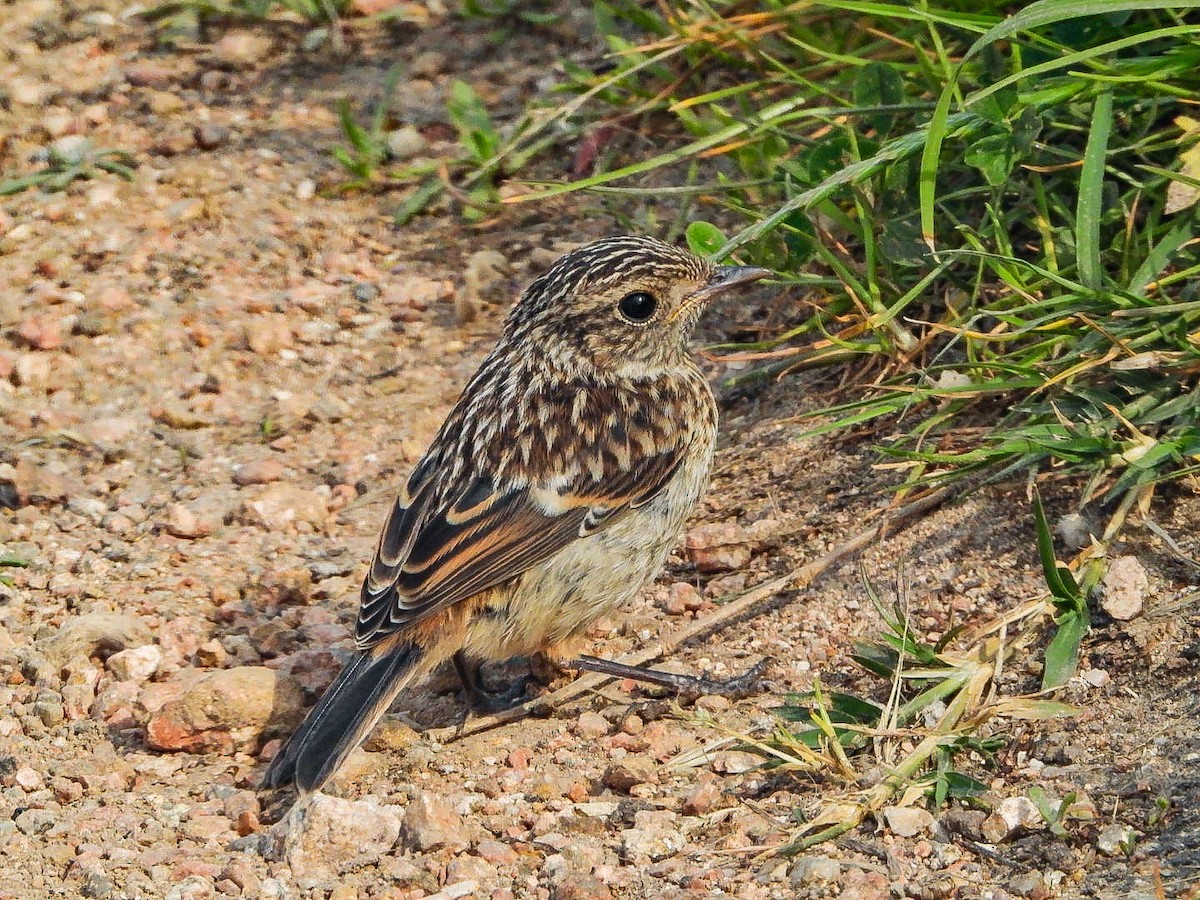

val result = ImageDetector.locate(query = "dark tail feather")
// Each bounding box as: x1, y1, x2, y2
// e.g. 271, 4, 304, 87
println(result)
262, 643, 423, 794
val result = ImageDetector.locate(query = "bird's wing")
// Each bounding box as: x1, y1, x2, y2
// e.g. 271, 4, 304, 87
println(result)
354, 446, 684, 650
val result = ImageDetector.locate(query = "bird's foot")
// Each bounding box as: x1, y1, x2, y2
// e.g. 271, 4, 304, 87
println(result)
453, 651, 535, 714
565, 655, 771, 699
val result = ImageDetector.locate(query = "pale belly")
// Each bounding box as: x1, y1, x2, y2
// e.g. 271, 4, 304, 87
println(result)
460, 447, 713, 661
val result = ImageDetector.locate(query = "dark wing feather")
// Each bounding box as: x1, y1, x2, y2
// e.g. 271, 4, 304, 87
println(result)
354, 449, 683, 650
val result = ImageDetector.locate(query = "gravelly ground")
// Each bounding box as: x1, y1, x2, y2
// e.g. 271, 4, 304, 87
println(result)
2, 4, 1199, 899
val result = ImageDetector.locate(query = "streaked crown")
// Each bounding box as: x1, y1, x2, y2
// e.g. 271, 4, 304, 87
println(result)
504, 235, 768, 377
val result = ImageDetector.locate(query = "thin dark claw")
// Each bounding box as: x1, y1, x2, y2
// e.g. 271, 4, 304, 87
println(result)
565, 655, 771, 699
453, 651, 533, 714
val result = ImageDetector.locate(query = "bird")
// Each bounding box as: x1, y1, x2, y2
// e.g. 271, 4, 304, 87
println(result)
262, 235, 770, 795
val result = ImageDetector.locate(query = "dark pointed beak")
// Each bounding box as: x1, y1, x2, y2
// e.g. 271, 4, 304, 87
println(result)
692, 264, 772, 302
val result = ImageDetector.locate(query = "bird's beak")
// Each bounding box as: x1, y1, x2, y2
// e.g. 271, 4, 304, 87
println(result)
691, 264, 772, 302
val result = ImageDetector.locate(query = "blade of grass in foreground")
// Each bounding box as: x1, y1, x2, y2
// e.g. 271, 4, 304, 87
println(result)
1076, 90, 1114, 291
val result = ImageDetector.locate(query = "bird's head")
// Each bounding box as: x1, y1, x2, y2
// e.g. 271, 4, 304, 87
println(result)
507, 235, 770, 378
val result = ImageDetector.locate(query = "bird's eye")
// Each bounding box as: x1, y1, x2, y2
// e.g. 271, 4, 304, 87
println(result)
617, 291, 658, 323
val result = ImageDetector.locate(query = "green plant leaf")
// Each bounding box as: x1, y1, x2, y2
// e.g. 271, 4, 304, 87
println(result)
447, 80, 500, 166
1044, 607, 1089, 689
393, 177, 444, 226
1033, 490, 1076, 603
940, 770, 988, 799
686, 221, 727, 257
963, 132, 1017, 186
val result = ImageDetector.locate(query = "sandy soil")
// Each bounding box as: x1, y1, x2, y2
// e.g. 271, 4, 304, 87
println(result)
2, 3, 1198, 899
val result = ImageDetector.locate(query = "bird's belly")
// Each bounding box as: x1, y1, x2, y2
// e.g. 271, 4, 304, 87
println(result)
462, 450, 712, 660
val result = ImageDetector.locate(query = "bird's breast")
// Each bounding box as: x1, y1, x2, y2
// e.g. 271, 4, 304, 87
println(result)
463, 429, 715, 661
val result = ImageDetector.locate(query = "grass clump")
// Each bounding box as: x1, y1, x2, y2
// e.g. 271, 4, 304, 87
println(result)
700, 510, 1084, 853
441, 0, 1200, 538
0, 138, 136, 196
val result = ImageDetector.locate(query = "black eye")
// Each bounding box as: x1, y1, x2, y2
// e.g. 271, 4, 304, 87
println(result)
617, 291, 658, 323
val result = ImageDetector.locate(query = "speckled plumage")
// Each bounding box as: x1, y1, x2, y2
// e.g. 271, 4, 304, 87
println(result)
263, 235, 769, 795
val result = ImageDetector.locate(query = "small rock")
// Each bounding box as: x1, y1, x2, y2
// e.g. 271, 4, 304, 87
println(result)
883, 806, 934, 837
1080, 667, 1110, 688
106, 645, 161, 682
789, 855, 841, 886
196, 639, 226, 668
13, 765, 43, 791
34, 697, 65, 726
684, 522, 752, 573
276, 648, 341, 701
601, 759, 658, 793
694, 694, 731, 714
475, 839, 518, 866
146, 89, 186, 115
81, 873, 113, 898
194, 124, 229, 150
664, 582, 703, 615
153, 127, 194, 156
384, 275, 454, 312
620, 810, 683, 862
551, 874, 612, 900
165, 502, 212, 539
153, 399, 212, 429
295, 180, 315, 201
1008, 871, 1045, 898
14, 808, 56, 835
1097, 823, 1134, 856
273, 794, 402, 882
146, 667, 303, 753
212, 31, 274, 67
236, 484, 327, 532
981, 796, 1041, 843
573, 801, 618, 818
7, 77, 53, 106
68, 496, 108, 524
39, 613, 153, 667
243, 314, 293, 355
218, 861, 259, 895
159, 616, 212, 660
256, 567, 313, 605
507, 747, 531, 770
574, 711, 610, 739
80, 416, 140, 445
16, 316, 63, 350
232, 458, 285, 486
711, 750, 759, 774
386, 126, 428, 160
705, 572, 747, 597
681, 780, 723, 816
1101, 556, 1149, 621
170, 199, 207, 225
125, 63, 176, 88
14, 353, 53, 388
401, 791, 470, 853
939, 807, 986, 840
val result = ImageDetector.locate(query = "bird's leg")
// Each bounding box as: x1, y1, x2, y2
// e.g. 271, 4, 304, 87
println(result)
452, 651, 534, 714
565, 655, 771, 699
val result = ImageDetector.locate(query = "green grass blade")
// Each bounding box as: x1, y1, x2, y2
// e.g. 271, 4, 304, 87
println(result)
1076, 90, 1114, 290
963, 0, 1200, 61
920, 76, 959, 252
1127, 216, 1197, 294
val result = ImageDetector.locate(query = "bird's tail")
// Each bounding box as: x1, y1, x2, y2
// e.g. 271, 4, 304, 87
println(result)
262, 643, 424, 794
